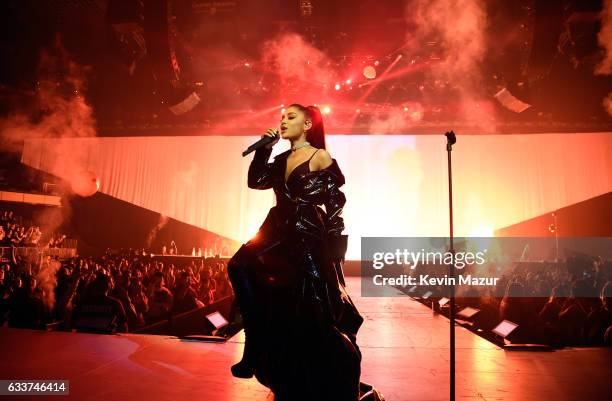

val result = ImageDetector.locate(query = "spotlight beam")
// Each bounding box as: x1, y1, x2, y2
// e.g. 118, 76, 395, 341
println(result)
356, 54, 403, 105
357, 61, 432, 88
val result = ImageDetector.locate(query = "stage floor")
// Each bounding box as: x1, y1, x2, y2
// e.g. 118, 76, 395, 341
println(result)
1, 278, 611, 401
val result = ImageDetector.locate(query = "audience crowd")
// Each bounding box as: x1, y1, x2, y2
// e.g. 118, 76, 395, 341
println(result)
1, 210, 67, 248
1, 211, 42, 247
0, 209, 233, 334
0, 252, 233, 333
407, 256, 612, 347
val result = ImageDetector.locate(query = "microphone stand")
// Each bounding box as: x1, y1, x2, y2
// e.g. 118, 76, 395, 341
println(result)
445, 131, 457, 401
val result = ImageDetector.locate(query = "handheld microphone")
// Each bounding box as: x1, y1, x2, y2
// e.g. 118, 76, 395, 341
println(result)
242, 129, 279, 157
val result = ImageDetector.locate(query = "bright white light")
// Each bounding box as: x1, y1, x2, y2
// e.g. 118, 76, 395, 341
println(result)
468, 224, 494, 237
345, 79, 351, 84
334, 83, 341, 90
322, 106, 331, 114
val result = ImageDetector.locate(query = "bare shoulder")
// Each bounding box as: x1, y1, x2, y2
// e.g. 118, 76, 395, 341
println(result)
312, 148, 333, 170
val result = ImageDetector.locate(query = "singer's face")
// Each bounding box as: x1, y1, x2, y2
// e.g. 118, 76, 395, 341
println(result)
280, 106, 309, 140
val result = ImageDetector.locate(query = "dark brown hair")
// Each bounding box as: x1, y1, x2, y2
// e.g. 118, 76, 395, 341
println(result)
288, 104, 326, 150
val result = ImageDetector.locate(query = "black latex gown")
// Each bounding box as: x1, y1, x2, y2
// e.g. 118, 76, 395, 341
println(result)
228, 147, 383, 401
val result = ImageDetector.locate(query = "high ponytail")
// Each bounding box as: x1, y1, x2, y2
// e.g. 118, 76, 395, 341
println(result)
288, 103, 326, 150
305, 106, 326, 150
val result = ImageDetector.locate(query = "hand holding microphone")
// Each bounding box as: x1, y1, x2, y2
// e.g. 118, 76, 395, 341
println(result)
263, 128, 280, 150
242, 128, 280, 156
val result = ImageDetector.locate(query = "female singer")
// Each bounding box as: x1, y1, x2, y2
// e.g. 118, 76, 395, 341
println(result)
228, 104, 383, 401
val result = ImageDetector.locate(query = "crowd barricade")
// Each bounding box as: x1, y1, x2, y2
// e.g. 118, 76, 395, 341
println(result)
0, 246, 78, 261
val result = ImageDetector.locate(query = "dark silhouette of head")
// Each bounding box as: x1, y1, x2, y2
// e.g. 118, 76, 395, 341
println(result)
90, 273, 111, 295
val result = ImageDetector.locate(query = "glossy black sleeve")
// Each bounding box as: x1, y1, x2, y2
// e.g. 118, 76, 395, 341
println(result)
247, 147, 276, 190
323, 176, 346, 237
